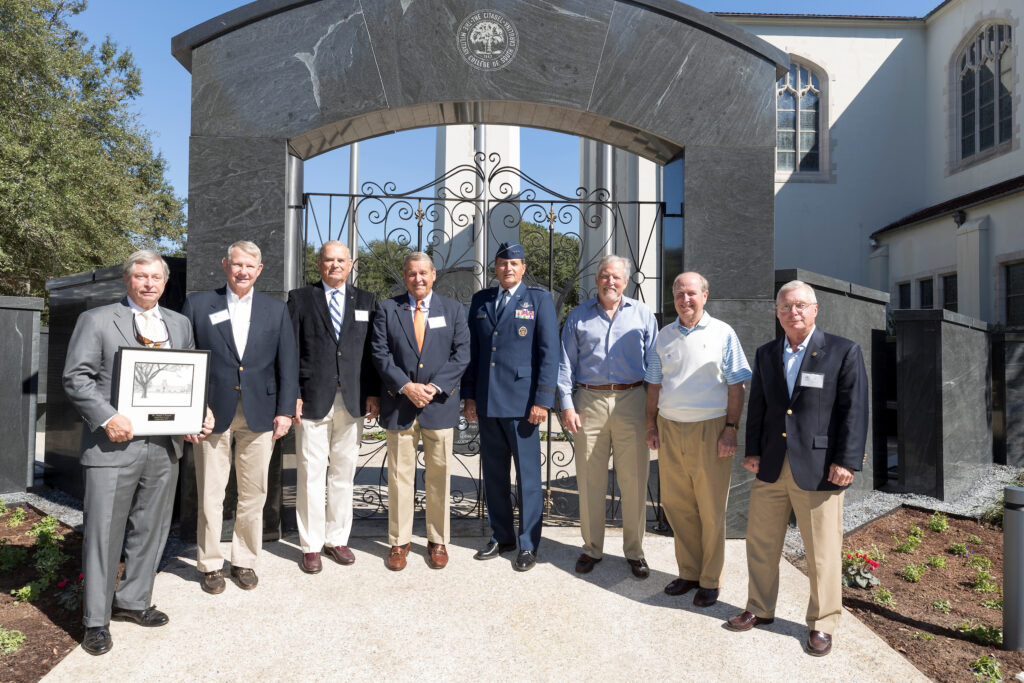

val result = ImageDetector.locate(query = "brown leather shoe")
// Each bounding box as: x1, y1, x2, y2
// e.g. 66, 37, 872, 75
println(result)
386, 543, 410, 571
693, 587, 719, 608
575, 553, 601, 574
427, 542, 448, 569
325, 545, 355, 565
201, 570, 225, 595
664, 578, 700, 596
806, 630, 833, 656
300, 552, 322, 574
627, 558, 650, 579
230, 566, 258, 590
725, 610, 775, 632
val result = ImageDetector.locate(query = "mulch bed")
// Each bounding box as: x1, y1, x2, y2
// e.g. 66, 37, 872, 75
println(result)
0, 504, 83, 683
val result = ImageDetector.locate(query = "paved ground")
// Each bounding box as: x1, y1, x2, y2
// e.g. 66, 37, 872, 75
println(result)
44, 528, 926, 682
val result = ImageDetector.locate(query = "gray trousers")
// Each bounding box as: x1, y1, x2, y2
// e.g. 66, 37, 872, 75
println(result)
82, 437, 177, 628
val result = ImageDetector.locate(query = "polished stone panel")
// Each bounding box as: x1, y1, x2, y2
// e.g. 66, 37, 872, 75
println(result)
0, 297, 43, 493
1003, 338, 1024, 466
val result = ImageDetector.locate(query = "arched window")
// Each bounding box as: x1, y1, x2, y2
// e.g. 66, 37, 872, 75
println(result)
777, 60, 824, 175
957, 23, 1013, 161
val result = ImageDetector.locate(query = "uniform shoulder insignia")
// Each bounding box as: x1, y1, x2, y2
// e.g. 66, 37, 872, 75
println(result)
527, 285, 551, 293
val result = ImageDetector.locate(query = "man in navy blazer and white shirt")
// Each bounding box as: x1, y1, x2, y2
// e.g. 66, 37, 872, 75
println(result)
726, 280, 868, 657
371, 252, 469, 571
182, 240, 298, 594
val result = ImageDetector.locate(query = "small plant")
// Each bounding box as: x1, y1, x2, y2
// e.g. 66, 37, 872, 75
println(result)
842, 551, 880, 588
0, 627, 26, 656
11, 582, 41, 604
912, 631, 934, 640
900, 564, 927, 582
865, 544, 886, 563
967, 555, 993, 571
959, 620, 1002, 647
969, 653, 1002, 682
972, 570, 999, 593
932, 599, 952, 613
981, 598, 1003, 611
5, 506, 27, 527
927, 555, 947, 569
872, 587, 896, 607
893, 533, 922, 554
908, 524, 925, 539
0, 540, 28, 573
928, 510, 949, 532
949, 542, 969, 557
968, 534, 983, 545
55, 573, 84, 612
0, 497, 7, 518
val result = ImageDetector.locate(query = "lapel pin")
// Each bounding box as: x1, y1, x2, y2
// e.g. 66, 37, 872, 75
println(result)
518, 326, 528, 337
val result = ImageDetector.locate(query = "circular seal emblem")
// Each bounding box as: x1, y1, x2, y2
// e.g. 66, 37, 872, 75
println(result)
518, 326, 528, 337
456, 9, 519, 71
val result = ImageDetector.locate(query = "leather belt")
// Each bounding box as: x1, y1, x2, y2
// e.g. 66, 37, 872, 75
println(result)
579, 381, 644, 391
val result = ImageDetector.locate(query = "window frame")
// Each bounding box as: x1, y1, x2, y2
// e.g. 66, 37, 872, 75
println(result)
918, 277, 935, 310
941, 273, 958, 313
1006, 261, 1024, 328
776, 56, 832, 183
897, 281, 912, 310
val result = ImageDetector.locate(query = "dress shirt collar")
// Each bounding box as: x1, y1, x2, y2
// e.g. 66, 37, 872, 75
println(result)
500, 281, 522, 300
126, 297, 162, 318
322, 281, 346, 298
675, 311, 709, 335
784, 325, 816, 353
226, 286, 254, 306
408, 291, 433, 309
588, 294, 633, 317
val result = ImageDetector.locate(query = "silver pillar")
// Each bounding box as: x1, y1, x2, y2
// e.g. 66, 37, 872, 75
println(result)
601, 143, 614, 256
348, 142, 359, 263
474, 124, 487, 289
1005, 486, 1024, 650
284, 153, 304, 290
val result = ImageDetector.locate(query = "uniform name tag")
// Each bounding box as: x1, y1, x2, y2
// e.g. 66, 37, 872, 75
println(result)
428, 316, 446, 328
354, 309, 369, 322
515, 309, 535, 319
209, 310, 230, 325
800, 372, 824, 389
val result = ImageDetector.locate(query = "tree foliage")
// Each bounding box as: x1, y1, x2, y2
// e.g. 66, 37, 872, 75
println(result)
520, 221, 581, 317
0, 0, 185, 297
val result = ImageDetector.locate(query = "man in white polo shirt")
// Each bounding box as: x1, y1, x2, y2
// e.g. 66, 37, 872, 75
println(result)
645, 272, 751, 608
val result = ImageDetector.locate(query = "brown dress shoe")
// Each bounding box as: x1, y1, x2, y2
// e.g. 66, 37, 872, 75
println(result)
325, 545, 355, 565
806, 630, 833, 656
664, 578, 700, 596
201, 570, 225, 595
230, 566, 258, 590
575, 553, 601, 574
627, 558, 650, 579
725, 610, 775, 632
427, 542, 448, 569
693, 587, 719, 608
300, 552, 322, 574
386, 543, 410, 571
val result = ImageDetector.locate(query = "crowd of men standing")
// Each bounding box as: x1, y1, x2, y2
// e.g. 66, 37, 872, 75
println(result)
62, 239, 867, 660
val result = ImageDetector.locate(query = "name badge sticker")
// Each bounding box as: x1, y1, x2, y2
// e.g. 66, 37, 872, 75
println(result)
354, 309, 369, 322
800, 372, 825, 389
428, 316, 447, 329
209, 310, 230, 325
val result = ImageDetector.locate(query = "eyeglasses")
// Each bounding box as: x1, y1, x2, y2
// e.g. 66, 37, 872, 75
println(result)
776, 302, 816, 313
133, 316, 170, 348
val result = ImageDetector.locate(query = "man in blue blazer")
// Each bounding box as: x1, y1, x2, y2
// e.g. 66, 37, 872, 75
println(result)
182, 240, 298, 594
726, 280, 868, 657
463, 241, 559, 572
371, 252, 470, 571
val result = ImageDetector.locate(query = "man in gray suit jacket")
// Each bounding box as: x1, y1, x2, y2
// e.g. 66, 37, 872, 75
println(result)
63, 250, 212, 656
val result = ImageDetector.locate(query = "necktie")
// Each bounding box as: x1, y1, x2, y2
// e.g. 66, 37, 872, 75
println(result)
139, 309, 163, 347
414, 299, 425, 352
329, 289, 342, 339
497, 290, 509, 316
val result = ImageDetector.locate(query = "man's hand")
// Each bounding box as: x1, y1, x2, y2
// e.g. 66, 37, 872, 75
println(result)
527, 405, 548, 425
186, 407, 216, 444
828, 463, 854, 487
464, 398, 477, 422
105, 414, 133, 443
717, 426, 738, 458
645, 425, 659, 450
561, 408, 581, 434
403, 382, 437, 409
272, 415, 291, 441
365, 396, 380, 420
293, 398, 303, 425
743, 456, 760, 474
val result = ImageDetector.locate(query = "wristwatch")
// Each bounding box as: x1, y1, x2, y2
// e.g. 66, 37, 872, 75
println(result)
725, 422, 739, 431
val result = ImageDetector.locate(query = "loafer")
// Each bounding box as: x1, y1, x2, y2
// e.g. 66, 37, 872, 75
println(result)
474, 540, 516, 560
325, 545, 355, 565
230, 566, 259, 590
82, 626, 112, 656
693, 587, 719, 608
427, 542, 449, 569
514, 550, 537, 572
664, 578, 700, 596
627, 558, 650, 579
575, 553, 601, 574
201, 569, 225, 595
300, 552, 322, 574
386, 543, 410, 571
111, 605, 169, 627
725, 610, 775, 632
806, 630, 833, 657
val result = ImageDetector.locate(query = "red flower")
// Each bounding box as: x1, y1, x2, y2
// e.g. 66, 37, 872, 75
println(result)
846, 554, 853, 559
78, 573, 83, 581
57, 579, 67, 588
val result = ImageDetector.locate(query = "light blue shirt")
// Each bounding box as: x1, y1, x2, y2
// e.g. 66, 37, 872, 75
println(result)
407, 290, 434, 321
557, 295, 659, 411
783, 325, 816, 397
644, 313, 751, 386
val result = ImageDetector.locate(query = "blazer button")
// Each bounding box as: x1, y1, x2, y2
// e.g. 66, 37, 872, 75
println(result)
239, 365, 244, 371
234, 386, 240, 391
419, 363, 424, 368
781, 432, 787, 437
491, 347, 497, 351
490, 362, 495, 367
337, 351, 342, 356
786, 409, 792, 415
493, 331, 498, 337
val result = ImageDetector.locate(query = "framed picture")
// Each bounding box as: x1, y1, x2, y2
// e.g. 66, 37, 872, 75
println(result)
115, 347, 210, 436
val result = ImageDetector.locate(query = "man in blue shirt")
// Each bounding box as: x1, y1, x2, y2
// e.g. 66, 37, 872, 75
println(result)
558, 255, 658, 578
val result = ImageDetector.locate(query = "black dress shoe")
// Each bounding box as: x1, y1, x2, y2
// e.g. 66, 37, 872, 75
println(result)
82, 626, 112, 656
627, 558, 650, 579
664, 578, 700, 596
806, 630, 833, 656
514, 550, 537, 572
575, 553, 601, 574
474, 540, 516, 560
725, 610, 775, 632
111, 605, 169, 627
693, 587, 719, 608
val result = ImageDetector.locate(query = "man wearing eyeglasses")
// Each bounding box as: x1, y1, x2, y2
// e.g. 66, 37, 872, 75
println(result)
63, 250, 214, 657
726, 280, 868, 658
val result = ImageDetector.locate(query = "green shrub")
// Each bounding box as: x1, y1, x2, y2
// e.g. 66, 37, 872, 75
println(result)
968, 534, 983, 545
928, 511, 949, 532
959, 620, 1002, 647
872, 587, 896, 607
5, 507, 27, 527
893, 533, 922, 554
932, 599, 951, 613
908, 524, 925, 539
969, 653, 1002, 682
913, 631, 934, 640
11, 581, 42, 604
981, 598, 1003, 611
949, 542, 969, 557
0, 541, 28, 573
967, 555, 993, 571
972, 570, 1000, 594
927, 555, 947, 569
0, 498, 7, 518
900, 564, 927, 582
0, 627, 25, 655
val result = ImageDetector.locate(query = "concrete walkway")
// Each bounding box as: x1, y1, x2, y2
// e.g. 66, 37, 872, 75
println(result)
44, 528, 926, 682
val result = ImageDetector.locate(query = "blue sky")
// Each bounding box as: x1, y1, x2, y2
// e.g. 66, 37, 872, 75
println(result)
68, 0, 942, 206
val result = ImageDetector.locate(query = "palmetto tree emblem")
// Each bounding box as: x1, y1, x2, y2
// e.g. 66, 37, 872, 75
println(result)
469, 20, 505, 57
456, 9, 519, 71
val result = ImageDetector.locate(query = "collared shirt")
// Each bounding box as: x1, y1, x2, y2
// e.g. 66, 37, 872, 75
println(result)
407, 290, 434, 321
127, 298, 170, 349
497, 281, 522, 311
323, 281, 346, 322
783, 325, 816, 397
644, 312, 751, 422
557, 295, 658, 411
226, 287, 254, 358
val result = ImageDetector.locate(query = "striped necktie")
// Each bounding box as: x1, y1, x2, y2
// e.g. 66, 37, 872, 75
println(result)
329, 289, 342, 339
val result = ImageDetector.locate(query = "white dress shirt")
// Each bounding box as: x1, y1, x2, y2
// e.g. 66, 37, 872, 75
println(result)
227, 287, 254, 358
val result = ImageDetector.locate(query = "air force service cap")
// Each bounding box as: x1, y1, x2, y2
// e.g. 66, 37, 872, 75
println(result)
495, 241, 525, 261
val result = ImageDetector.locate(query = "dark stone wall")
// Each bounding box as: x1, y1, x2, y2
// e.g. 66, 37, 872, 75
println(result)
0, 297, 43, 493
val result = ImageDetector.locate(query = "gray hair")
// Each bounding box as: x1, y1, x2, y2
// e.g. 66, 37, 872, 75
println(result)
123, 250, 169, 279
226, 240, 262, 264
596, 255, 631, 279
673, 272, 709, 294
776, 280, 817, 305
403, 251, 435, 271
317, 240, 350, 261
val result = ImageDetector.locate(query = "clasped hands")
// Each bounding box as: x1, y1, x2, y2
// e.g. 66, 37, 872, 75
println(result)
465, 399, 548, 425
403, 382, 437, 409
107, 407, 215, 444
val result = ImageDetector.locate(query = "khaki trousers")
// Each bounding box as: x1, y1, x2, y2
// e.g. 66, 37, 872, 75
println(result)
295, 391, 363, 553
745, 456, 844, 634
574, 385, 650, 561
195, 403, 273, 573
658, 414, 731, 588
386, 419, 452, 546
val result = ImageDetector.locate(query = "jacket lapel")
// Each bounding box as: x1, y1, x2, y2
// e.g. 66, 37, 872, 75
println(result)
485, 289, 498, 325
113, 298, 137, 346
213, 287, 241, 362
789, 328, 826, 404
